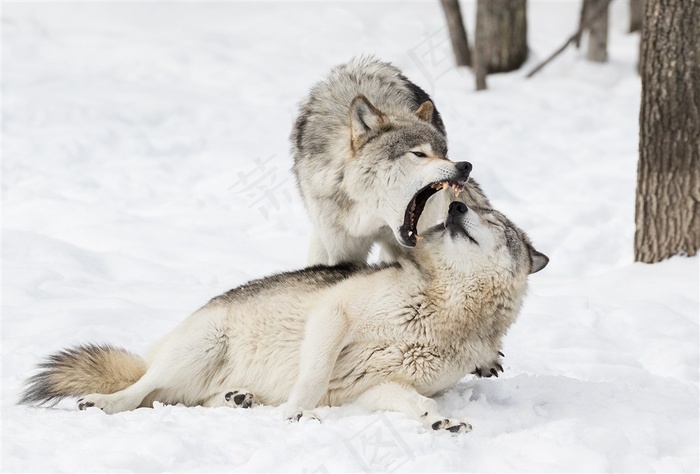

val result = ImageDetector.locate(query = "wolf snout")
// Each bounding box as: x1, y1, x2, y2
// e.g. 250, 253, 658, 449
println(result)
455, 161, 472, 180
448, 201, 468, 215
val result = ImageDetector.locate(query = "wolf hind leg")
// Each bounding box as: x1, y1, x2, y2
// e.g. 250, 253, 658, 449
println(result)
355, 382, 472, 434
77, 346, 193, 414
78, 371, 159, 414
203, 389, 255, 409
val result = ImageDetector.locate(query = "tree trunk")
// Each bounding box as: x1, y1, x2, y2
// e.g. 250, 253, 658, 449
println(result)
586, 0, 609, 62
440, 0, 471, 67
635, 0, 700, 263
574, 0, 587, 49
629, 0, 644, 33
474, 45, 488, 91
474, 0, 528, 75
636, 0, 645, 74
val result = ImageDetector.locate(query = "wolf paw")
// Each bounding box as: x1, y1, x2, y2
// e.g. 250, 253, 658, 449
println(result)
224, 390, 255, 409
281, 404, 321, 423
77, 399, 95, 410
472, 352, 505, 378
427, 417, 472, 434
77, 393, 132, 414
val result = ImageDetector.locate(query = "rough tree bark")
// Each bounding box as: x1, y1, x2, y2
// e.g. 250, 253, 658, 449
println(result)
440, 0, 471, 67
635, 0, 700, 263
585, 0, 610, 62
629, 0, 644, 33
474, 0, 528, 89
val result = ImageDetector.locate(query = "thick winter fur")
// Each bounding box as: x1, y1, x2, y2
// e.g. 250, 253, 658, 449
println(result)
20, 205, 547, 432
19, 345, 146, 406
292, 56, 490, 265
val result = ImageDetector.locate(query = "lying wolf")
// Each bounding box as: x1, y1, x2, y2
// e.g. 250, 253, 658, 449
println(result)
292, 56, 489, 265
20, 203, 547, 432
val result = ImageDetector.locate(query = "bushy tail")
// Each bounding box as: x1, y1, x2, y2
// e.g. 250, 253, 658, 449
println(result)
18, 344, 147, 406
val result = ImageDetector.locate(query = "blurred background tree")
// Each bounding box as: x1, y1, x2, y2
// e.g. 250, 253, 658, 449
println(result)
474, 0, 528, 90
629, 0, 643, 32
577, 0, 610, 62
440, 0, 471, 67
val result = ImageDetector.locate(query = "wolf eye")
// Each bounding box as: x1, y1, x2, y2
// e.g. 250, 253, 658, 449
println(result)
485, 219, 503, 228
411, 151, 428, 158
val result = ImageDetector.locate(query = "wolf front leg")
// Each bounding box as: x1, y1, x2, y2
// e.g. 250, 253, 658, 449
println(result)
307, 229, 330, 266
355, 382, 472, 433
202, 389, 255, 409
318, 228, 374, 266
282, 302, 349, 421
378, 239, 404, 264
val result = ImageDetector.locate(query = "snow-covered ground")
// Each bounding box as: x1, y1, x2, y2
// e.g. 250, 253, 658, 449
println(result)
2, 1, 698, 472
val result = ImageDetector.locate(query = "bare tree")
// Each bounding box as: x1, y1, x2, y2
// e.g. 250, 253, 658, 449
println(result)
526, 0, 612, 78
440, 0, 471, 67
474, 0, 528, 90
635, 0, 700, 263
629, 0, 644, 33
584, 0, 610, 62
574, 0, 588, 48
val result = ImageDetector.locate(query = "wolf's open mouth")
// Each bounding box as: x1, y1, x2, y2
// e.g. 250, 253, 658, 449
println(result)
399, 180, 465, 246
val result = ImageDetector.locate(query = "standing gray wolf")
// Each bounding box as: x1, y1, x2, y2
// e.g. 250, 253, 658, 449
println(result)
19, 203, 548, 432
291, 56, 490, 265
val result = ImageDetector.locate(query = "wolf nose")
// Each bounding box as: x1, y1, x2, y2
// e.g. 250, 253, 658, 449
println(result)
455, 161, 472, 178
449, 201, 468, 215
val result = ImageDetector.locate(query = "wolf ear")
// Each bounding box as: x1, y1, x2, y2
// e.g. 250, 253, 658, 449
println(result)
350, 95, 389, 150
530, 250, 549, 274
415, 100, 434, 123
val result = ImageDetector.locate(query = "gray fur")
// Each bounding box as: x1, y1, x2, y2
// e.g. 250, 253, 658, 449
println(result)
291, 56, 487, 265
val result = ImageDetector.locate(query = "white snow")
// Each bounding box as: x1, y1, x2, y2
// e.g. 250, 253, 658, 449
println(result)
2, 1, 698, 472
